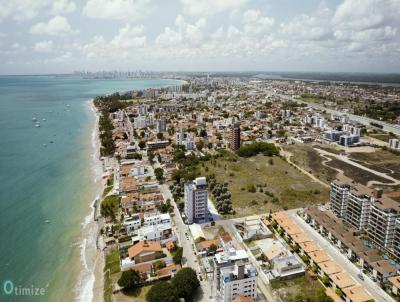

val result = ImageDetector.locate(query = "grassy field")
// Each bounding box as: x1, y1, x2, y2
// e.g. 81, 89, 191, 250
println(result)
114, 285, 152, 302
271, 274, 330, 302
349, 150, 400, 180
282, 144, 338, 184
200, 153, 329, 217
104, 248, 121, 302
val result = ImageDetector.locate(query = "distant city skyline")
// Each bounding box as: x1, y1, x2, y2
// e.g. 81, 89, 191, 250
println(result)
1, 0, 400, 75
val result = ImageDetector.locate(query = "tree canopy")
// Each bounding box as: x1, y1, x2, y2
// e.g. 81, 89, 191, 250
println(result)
146, 281, 179, 302
171, 267, 200, 300
236, 142, 279, 158
117, 270, 142, 289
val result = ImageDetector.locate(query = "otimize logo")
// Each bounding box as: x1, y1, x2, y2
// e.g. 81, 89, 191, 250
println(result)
3, 280, 47, 296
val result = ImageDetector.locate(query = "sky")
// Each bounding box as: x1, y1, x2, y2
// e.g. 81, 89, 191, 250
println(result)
0, 0, 400, 74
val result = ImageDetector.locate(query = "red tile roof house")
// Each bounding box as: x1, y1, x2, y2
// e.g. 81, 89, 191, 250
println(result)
195, 239, 222, 256
128, 241, 163, 264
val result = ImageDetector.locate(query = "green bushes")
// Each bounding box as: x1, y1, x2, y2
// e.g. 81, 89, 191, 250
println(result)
146, 268, 200, 302
236, 142, 279, 158
100, 195, 119, 221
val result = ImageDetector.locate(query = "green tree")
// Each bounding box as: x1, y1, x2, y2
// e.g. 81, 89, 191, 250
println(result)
138, 140, 146, 149
209, 243, 218, 254
154, 167, 164, 181
321, 275, 330, 286
171, 267, 200, 300
146, 281, 179, 302
172, 246, 183, 264
117, 270, 142, 289
157, 132, 164, 140
100, 195, 119, 221
153, 260, 166, 271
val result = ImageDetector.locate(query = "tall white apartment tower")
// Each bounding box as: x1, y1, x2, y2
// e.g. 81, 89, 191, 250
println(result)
156, 117, 166, 133
184, 177, 208, 224
176, 130, 185, 146
138, 104, 148, 116
344, 187, 373, 230
330, 180, 351, 218
219, 261, 257, 302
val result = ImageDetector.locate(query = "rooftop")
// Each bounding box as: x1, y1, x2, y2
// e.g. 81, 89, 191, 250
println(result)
330, 272, 356, 289
128, 240, 162, 259
342, 286, 373, 302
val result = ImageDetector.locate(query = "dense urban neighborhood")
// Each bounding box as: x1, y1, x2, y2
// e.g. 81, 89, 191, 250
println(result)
94, 76, 400, 302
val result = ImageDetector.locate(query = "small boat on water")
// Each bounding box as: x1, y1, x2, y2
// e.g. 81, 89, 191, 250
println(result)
35, 122, 41, 127
32, 117, 37, 121
45, 220, 50, 224
42, 118, 46, 121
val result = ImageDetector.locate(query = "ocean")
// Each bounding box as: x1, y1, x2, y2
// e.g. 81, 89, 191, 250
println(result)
0, 76, 181, 301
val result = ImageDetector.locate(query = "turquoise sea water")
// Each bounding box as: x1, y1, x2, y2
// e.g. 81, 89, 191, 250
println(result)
0, 76, 180, 301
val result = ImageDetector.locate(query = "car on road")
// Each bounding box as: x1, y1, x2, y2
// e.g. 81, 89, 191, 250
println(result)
358, 273, 364, 281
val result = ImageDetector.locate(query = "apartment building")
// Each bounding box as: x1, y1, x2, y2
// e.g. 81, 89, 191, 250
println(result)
329, 179, 400, 253
393, 219, 400, 259
368, 197, 400, 249
344, 187, 373, 230
230, 123, 241, 151
184, 177, 208, 224
330, 180, 351, 218
214, 246, 249, 291
143, 212, 171, 226
389, 138, 400, 151
219, 261, 257, 302
156, 117, 166, 133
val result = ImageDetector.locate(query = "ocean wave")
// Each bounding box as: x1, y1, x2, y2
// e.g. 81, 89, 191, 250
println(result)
74, 100, 104, 302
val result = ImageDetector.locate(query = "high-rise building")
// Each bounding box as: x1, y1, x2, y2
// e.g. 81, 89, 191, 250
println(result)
176, 130, 185, 146
219, 261, 257, 302
368, 197, 400, 248
392, 219, 400, 259
330, 180, 351, 218
156, 117, 166, 133
138, 104, 148, 116
230, 123, 241, 151
184, 177, 208, 224
344, 187, 373, 230
389, 138, 400, 151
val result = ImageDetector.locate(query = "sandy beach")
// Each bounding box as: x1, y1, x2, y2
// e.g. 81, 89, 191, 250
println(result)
75, 100, 107, 302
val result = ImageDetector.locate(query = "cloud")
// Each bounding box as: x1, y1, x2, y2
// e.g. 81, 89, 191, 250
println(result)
333, 0, 400, 31
280, 5, 333, 42
111, 25, 146, 48
33, 40, 54, 52
83, 0, 150, 21
0, 0, 76, 21
30, 16, 77, 36
82, 24, 147, 59
155, 15, 206, 48
50, 0, 76, 15
181, 0, 249, 17
242, 9, 274, 36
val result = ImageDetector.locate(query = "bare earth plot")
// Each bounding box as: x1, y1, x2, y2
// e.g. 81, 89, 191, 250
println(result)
324, 156, 393, 186
200, 154, 329, 218
271, 273, 328, 302
282, 144, 338, 184
349, 150, 400, 180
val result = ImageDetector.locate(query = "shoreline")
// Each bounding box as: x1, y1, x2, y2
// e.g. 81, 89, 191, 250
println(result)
75, 79, 186, 302
74, 100, 106, 302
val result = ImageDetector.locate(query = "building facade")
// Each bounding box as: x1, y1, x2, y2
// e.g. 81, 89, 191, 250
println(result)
230, 123, 241, 151
330, 180, 351, 218
219, 261, 257, 302
184, 177, 208, 224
